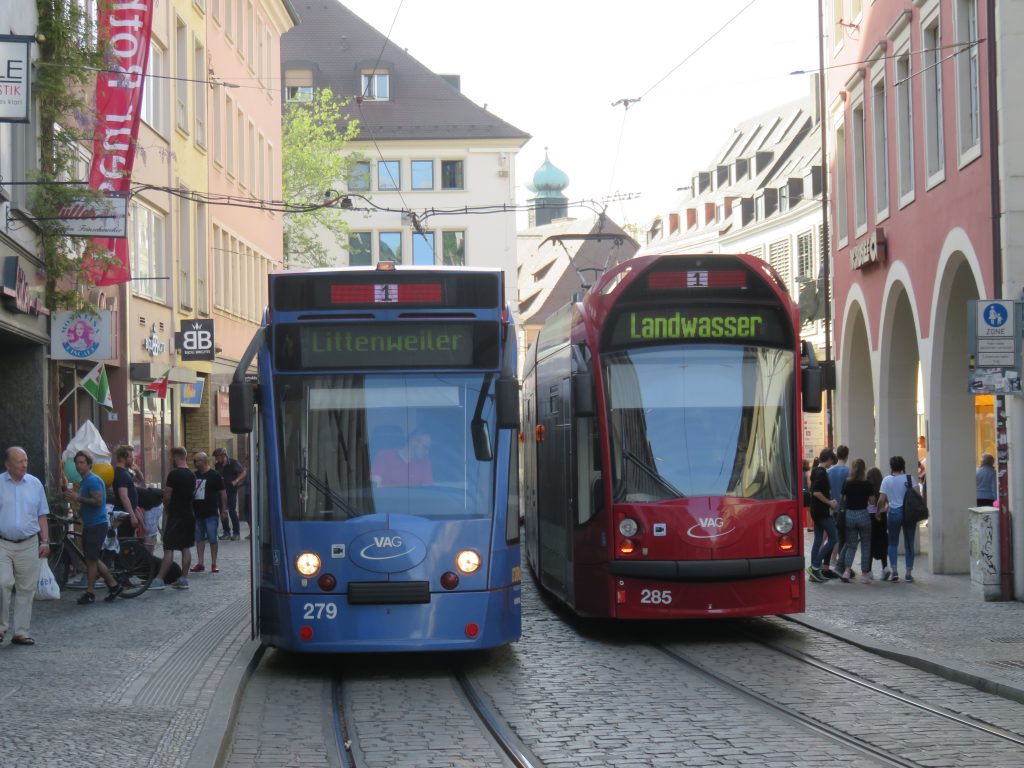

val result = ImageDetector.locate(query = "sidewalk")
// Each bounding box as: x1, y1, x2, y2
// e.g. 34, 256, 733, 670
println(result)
798, 530, 1024, 704
0, 534, 258, 768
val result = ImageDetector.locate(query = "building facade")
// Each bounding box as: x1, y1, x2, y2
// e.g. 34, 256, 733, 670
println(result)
280, 1, 529, 312
826, 0, 997, 578
0, 2, 48, 479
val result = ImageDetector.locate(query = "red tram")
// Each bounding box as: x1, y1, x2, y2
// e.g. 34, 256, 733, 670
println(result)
521, 253, 822, 618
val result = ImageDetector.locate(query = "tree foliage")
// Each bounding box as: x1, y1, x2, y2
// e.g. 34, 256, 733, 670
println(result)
33, 0, 108, 310
282, 88, 362, 268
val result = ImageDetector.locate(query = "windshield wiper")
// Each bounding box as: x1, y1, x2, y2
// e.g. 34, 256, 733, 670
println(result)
622, 448, 686, 499
297, 467, 361, 519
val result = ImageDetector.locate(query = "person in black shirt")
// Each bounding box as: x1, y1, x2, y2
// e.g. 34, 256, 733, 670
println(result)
155, 447, 196, 590
190, 452, 227, 574
838, 458, 875, 583
112, 445, 144, 538
807, 447, 839, 582
213, 448, 247, 540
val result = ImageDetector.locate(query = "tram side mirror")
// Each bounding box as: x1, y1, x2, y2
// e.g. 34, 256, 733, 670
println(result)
229, 381, 255, 434
800, 340, 823, 413
496, 377, 520, 429
471, 418, 493, 462
573, 373, 595, 416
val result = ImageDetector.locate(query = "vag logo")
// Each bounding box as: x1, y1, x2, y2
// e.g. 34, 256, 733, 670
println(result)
686, 517, 735, 539
359, 535, 417, 560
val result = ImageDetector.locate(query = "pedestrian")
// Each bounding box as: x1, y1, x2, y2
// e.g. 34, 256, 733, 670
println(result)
111, 445, 144, 538
839, 458, 874, 583
976, 453, 997, 506
133, 468, 164, 553
806, 447, 840, 582
153, 447, 196, 590
917, 435, 928, 502
877, 455, 924, 583
190, 452, 227, 574
213, 447, 247, 541
827, 445, 850, 572
63, 451, 123, 604
867, 466, 890, 580
0, 446, 51, 645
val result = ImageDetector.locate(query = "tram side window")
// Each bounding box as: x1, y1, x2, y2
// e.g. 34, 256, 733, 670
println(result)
576, 415, 601, 524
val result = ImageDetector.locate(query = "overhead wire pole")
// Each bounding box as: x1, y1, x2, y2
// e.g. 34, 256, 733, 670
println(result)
818, 0, 835, 448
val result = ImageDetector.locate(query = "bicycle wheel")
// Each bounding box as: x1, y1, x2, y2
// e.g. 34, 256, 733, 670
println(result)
48, 543, 70, 591
108, 540, 155, 598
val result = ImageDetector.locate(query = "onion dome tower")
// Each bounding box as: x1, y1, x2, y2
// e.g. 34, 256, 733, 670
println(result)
527, 149, 569, 227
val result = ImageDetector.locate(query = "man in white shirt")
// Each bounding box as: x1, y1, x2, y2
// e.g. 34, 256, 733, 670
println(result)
0, 446, 51, 645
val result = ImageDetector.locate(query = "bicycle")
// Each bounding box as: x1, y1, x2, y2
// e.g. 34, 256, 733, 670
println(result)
46, 512, 156, 598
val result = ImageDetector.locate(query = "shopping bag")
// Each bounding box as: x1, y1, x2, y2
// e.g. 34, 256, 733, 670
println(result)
36, 559, 61, 601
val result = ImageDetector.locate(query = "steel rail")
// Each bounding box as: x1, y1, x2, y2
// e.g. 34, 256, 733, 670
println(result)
453, 668, 542, 768
654, 643, 922, 768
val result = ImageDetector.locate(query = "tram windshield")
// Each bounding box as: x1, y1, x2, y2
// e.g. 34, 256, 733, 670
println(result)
275, 373, 496, 521
603, 344, 796, 502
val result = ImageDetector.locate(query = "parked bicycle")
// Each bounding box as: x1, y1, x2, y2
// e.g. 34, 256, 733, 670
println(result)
46, 511, 155, 598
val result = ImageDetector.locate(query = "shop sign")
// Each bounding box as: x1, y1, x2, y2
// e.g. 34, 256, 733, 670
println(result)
216, 388, 231, 426
850, 228, 886, 270
180, 378, 205, 408
0, 35, 32, 123
142, 323, 166, 357
50, 310, 113, 360
1, 256, 47, 315
54, 193, 128, 238
176, 318, 215, 361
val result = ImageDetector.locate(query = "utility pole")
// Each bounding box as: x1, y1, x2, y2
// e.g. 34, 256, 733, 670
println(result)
818, 0, 835, 448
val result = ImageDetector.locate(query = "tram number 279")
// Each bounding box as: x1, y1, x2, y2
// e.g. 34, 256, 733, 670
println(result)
302, 602, 338, 620
640, 589, 673, 605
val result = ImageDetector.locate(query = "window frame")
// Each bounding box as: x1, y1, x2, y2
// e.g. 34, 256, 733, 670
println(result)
954, 0, 982, 166
871, 61, 890, 222
130, 200, 168, 303
834, 114, 848, 248
412, 230, 436, 265
347, 160, 370, 191
442, 230, 466, 266
378, 231, 402, 263
193, 37, 207, 149
348, 231, 372, 266
851, 90, 868, 237
377, 160, 400, 191
411, 159, 434, 190
174, 17, 189, 134
441, 159, 464, 190
893, 30, 915, 208
920, 0, 945, 189
360, 69, 390, 101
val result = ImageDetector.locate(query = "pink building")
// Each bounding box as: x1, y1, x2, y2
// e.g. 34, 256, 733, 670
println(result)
827, 0, 993, 575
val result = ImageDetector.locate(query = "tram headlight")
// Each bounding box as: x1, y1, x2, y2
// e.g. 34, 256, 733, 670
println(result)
456, 550, 481, 574
295, 552, 322, 577
618, 518, 639, 537
773, 514, 795, 535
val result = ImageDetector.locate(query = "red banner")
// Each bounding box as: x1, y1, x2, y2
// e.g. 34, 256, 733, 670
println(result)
82, 0, 155, 287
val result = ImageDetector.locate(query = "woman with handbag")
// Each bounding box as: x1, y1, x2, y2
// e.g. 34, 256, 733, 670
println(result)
877, 455, 924, 583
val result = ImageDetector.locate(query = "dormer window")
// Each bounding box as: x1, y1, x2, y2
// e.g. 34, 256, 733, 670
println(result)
285, 68, 314, 102
361, 69, 390, 101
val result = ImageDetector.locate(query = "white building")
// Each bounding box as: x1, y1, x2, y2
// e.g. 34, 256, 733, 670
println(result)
280, 1, 530, 310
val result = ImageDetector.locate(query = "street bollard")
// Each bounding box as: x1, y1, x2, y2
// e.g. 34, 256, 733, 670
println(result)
969, 506, 1002, 601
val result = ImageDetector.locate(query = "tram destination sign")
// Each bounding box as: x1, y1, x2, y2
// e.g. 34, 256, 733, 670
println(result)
608, 306, 789, 347
275, 321, 499, 370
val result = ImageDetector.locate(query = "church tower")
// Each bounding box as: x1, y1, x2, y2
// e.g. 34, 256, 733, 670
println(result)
527, 149, 569, 227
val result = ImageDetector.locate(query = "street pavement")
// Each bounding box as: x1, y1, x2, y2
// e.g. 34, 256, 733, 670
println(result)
3, 530, 1024, 767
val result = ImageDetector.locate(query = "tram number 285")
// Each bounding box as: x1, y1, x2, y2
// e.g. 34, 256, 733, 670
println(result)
639, 589, 673, 605
302, 602, 338, 620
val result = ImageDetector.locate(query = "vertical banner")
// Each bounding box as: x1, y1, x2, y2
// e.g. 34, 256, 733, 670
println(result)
81, 0, 155, 287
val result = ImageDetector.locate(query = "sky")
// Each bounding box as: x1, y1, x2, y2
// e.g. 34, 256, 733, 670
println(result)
341, 0, 822, 232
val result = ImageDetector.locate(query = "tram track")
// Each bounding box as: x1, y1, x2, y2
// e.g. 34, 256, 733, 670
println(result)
655, 634, 1024, 768
654, 643, 921, 768
331, 663, 543, 768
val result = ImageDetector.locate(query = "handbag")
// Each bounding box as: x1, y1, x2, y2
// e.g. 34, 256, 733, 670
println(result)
36, 559, 60, 601
904, 474, 929, 524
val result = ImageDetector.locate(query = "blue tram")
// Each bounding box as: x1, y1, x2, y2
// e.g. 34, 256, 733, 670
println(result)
230, 264, 522, 652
